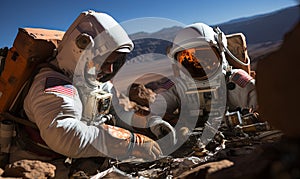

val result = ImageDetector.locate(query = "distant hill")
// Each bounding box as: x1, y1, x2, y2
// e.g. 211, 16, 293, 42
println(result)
216, 5, 299, 64
215, 5, 299, 45
127, 26, 182, 63
127, 5, 299, 65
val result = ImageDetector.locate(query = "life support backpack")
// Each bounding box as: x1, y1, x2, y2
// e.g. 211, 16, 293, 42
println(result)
0, 28, 65, 114
225, 33, 255, 76
214, 27, 255, 78
0, 28, 65, 158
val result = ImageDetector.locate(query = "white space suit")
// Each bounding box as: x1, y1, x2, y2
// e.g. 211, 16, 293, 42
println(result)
22, 10, 162, 161
149, 23, 257, 129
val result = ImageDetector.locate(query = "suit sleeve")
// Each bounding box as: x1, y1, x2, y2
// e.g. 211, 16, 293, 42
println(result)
24, 68, 135, 158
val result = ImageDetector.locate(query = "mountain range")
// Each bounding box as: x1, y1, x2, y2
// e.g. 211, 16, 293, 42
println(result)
127, 5, 299, 65
216, 5, 299, 45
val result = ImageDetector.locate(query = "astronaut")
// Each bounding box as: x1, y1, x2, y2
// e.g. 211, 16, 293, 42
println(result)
147, 22, 258, 130
22, 10, 164, 161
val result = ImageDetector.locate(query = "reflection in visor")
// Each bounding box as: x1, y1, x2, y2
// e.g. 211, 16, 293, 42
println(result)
84, 52, 127, 86
85, 58, 101, 86
176, 46, 221, 80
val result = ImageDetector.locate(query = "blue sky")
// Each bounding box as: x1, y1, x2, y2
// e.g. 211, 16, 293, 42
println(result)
0, 0, 298, 47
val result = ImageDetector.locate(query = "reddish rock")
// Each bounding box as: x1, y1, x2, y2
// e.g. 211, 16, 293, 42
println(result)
256, 22, 300, 137
129, 83, 156, 108
175, 159, 234, 178
3, 159, 56, 179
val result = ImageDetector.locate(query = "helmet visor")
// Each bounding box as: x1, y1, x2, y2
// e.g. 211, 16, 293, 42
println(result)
84, 52, 127, 85
176, 46, 221, 80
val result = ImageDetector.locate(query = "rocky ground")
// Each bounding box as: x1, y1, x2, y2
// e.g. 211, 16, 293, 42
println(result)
2, 125, 299, 179
0, 81, 298, 178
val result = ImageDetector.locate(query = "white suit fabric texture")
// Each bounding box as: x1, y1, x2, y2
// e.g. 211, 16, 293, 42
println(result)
149, 70, 257, 117
24, 67, 124, 158
227, 69, 257, 111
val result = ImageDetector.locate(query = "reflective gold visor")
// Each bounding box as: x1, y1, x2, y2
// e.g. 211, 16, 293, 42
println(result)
176, 46, 221, 79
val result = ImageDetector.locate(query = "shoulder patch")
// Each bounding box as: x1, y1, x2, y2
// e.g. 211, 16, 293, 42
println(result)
231, 70, 253, 88
44, 77, 75, 97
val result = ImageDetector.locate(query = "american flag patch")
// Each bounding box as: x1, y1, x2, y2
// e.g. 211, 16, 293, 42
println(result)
231, 70, 253, 88
44, 77, 75, 97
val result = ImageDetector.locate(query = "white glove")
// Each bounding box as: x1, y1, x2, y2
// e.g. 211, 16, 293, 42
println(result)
147, 116, 177, 146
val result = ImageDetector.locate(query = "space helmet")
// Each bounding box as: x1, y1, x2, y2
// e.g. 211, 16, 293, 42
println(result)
168, 22, 229, 82
56, 10, 134, 86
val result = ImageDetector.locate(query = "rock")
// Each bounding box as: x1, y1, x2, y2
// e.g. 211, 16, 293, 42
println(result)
256, 21, 300, 137
3, 159, 56, 179
175, 159, 234, 178
0, 168, 4, 176
128, 83, 156, 108
207, 138, 300, 179
128, 83, 157, 116
69, 157, 109, 177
